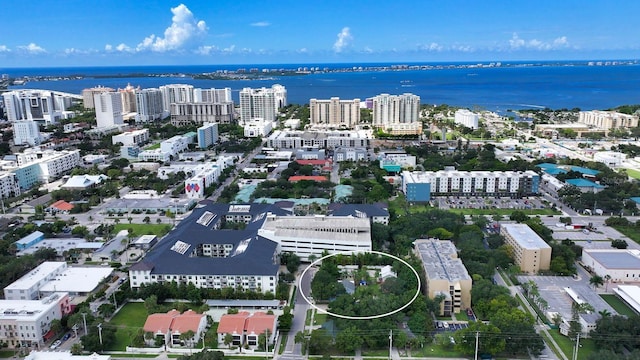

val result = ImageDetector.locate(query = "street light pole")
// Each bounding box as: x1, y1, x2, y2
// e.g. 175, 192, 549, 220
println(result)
97, 323, 103, 345
81, 313, 88, 335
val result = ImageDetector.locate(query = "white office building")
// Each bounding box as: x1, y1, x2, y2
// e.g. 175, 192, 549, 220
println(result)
160, 84, 194, 112
258, 214, 371, 261
13, 120, 42, 146
454, 109, 479, 129
582, 249, 640, 283
239, 86, 285, 122
135, 88, 165, 123
2, 90, 75, 124
372, 93, 420, 128
112, 129, 150, 146
310, 97, 361, 128
0, 293, 71, 348
94, 92, 124, 128
243, 118, 273, 137
160, 134, 193, 155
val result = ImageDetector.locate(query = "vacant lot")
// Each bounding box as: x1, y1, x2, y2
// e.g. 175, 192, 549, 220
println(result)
113, 223, 172, 237
107, 302, 148, 351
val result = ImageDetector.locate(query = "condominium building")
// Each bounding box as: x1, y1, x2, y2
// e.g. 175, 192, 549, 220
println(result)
94, 92, 124, 128
82, 86, 114, 109
0, 293, 71, 348
159, 84, 194, 112
170, 102, 234, 126
185, 166, 222, 199
239, 86, 281, 122
112, 129, 150, 146
500, 223, 552, 273
160, 134, 193, 155
372, 93, 420, 128
258, 214, 371, 261
454, 109, 479, 129
135, 88, 165, 123
2, 90, 75, 124
119, 84, 138, 113
13, 120, 42, 146
0, 173, 20, 199
401, 170, 540, 202
197, 123, 219, 149
413, 239, 472, 315
194, 88, 232, 103
578, 110, 639, 130
267, 129, 371, 149
9, 149, 81, 187
309, 97, 361, 128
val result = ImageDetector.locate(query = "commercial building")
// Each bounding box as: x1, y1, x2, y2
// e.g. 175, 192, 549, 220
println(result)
613, 285, 640, 315
13, 120, 42, 146
185, 166, 222, 199
161, 134, 194, 155
258, 214, 371, 261
197, 122, 219, 149
135, 88, 165, 123
0, 293, 71, 348
581, 249, 640, 283
61, 174, 109, 190
413, 239, 472, 315
244, 118, 273, 137
4, 262, 68, 300
578, 110, 639, 130
112, 129, 150, 146
266, 130, 371, 149
454, 109, 479, 129
309, 97, 360, 128
372, 93, 420, 130
327, 203, 390, 225
500, 223, 552, 273
170, 102, 234, 126
593, 151, 627, 167
401, 170, 540, 202
26, 352, 110, 360
143, 309, 207, 347
334, 147, 368, 162
82, 86, 114, 109
15, 231, 45, 251
94, 92, 124, 128
217, 311, 276, 349
239, 86, 286, 122
2, 90, 76, 124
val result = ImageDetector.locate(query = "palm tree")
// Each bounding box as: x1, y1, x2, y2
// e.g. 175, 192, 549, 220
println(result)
604, 274, 612, 292
598, 309, 611, 319
589, 275, 604, 290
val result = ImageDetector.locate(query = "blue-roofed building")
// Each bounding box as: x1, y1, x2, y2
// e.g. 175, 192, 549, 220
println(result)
565, 178, 605, 193
15, 231, 45, 250
630, 197, 640, 208
569, 166, 600, 177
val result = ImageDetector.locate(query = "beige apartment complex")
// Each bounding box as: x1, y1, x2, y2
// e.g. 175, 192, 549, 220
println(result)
413, 239, 472, 315
309, 97, 360, 128
578, 110, 639, 130
500, 223, 552, 273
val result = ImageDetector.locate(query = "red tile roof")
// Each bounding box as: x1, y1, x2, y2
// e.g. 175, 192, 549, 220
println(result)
288, 175, 328, 182
143, 310, 204, 334
217, 312, 250, 335
49, 200, 74, 211
296, 159, 332, 166
244, 312, 276, 335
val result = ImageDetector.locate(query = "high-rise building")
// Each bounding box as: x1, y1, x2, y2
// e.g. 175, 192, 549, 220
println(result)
2, 90, 75, 124
194, 88, 232, 103
94, 92, 124, 128
170, 102, 234, 126
13, 121, 42, 146
372, 93, 420, 127
578, 110, 639, 130
135, 88, 165, 123
159, 84, 194, 112
82, 86, 114, 109
119, 84, 138, 113
197, 123, 219, 149
239, 85, 286, 122
309, 97, 360, 128
454, 109, 479, 129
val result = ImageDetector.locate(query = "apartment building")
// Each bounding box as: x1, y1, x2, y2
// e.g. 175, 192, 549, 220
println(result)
454, 109, 479, 129
170, 102, 234, 126
13, 120, 42, 146
119, 84, 138, 113
197, 123, 219, 149
7, 149, 81, 188
239, 86, 283, 122
159, 84, 195, 112
3, 90, 75, 124
267, 130, 370, 149
578, 110, 639, 130
94, 92, 124, 128
135, 88, 165, 123
0, 173, 20, 199
413, 239, 472, 315
500, 223, 552, 273
372, 93, 420, 130
82, 86, 114, 109
194, 88, 232, 103
309, 97, 360, 128
112, 129, 150, 147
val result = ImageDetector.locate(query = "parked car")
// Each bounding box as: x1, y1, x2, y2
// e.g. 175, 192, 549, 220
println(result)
50, 340, 62, 350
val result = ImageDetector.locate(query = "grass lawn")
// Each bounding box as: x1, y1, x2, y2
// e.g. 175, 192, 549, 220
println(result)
278, 335, 287, 354
313, 313, 327, 325
454, 312, 470, 321
204, 323, 219, 348
107, 302, 149, 351
411, 345, 466, 358
601, 294, 639, 317
610, 225, 640, 244
145, 143, 161, 150
0, 350, 16, 358
361, 349, 389, 356
113, 223, 173, 237
305, 309, 312, 327
108, 354, 158, 358
623, 168, 640, 180
388, 195, 408, 216
547, 329, 596, 360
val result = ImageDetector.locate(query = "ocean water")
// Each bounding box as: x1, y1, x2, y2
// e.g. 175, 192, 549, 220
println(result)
3, 62, 640, 111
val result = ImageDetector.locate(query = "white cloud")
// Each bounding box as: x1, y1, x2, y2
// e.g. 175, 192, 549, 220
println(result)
418, 42, 443, 52
297, 48, 308, 53
195, 45, 218, 55
222, 45, 236, 53
116, 43, 133, 52
105, 44, 113, 51
0, 45, 10, 53
333, 27, 353, 53
363, 46, 374, 53
250, 21, 270, 27
18, 43, 46, 54
509, 32, 569, 51
136, 4, 207, 52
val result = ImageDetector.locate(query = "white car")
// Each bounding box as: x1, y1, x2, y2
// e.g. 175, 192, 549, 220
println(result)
50, 340, 62, 350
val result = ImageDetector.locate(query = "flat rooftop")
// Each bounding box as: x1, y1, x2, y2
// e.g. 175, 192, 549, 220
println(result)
584, 249, 640, 269
39, 267, 114, 293
5, 262, 67, 291
414, 239, 471, 282
259, 215, 370, 243
17, 238, 104, 256
501, 223, 551, 250
0, 293, 68, 321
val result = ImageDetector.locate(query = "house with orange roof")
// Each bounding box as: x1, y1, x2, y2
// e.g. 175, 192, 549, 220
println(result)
47, 200, 74, 214
143, 310, 207, 348
288, 175, 328, 182
217, 311, 276, 349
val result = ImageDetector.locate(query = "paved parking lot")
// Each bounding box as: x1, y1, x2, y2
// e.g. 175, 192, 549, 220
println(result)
437, 196, 545, 210
434, 321, 469, 331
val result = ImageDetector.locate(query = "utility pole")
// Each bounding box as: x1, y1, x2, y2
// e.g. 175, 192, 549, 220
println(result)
81, 313, 88, 335
573, 333, 581, 360
388, 329, 393, 360
264, 328, 269, 360
97, 323, 103, 345
474, 331, 479, 360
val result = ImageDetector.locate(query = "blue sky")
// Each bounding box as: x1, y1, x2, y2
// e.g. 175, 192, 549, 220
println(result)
1, 0, 639, 67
